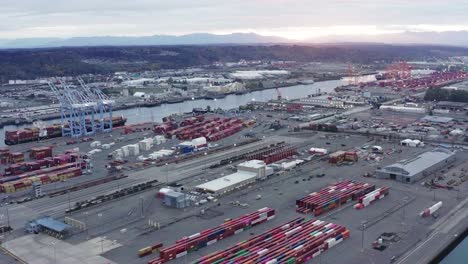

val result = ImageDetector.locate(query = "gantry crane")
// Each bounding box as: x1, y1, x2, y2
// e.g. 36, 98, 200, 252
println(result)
49, 78, 115, 138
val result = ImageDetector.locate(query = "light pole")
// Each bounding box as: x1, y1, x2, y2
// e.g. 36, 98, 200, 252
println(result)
165, 163, 169, 184
361, 220, 367, 253
97, 213, 102, 235
140, 196, 144, 217
101, 236, 107, 254
84, 211, 89, 237
51, 242, 56, 264
67, 191, 71, 214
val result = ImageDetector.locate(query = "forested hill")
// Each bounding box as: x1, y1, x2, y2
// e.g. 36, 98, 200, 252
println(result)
1, 44, 468, 81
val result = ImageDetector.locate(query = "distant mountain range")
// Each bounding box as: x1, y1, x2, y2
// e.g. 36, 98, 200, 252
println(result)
1, 31, 468, 49
0, 33, 288, 49
306, 31, 468, 47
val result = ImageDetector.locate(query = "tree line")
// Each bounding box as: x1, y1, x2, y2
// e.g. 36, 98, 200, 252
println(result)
424, 88, 468, 103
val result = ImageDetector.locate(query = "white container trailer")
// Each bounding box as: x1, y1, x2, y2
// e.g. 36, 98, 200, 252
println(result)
192, 137, 207, 148
420, 201, 443, 217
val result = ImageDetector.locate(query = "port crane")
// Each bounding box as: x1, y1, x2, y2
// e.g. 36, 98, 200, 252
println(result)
49, 78, 114, 138
276, 88, 282, 100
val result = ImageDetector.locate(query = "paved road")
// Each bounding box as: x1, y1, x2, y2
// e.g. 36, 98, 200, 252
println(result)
396, 196, 468, 264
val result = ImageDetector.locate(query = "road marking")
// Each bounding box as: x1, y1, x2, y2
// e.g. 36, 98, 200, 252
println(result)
396, 231, 440, 264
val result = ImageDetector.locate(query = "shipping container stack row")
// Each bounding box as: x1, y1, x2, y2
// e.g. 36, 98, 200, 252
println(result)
1, 161, 84, 185
179, 115, 205, 127
147, 207, 276, 264
354, 186, 390, 210
4, 116, 127, 146
375, 71, 468, 90
262, 146, 298, 164
328, 151, 359, 165
155, 116, 209, 138
172, 117, 243, 141
0, 147, 10, 165
30, 146, 53, 160
3, 152, 79, 177
154, 116, 245, 142
296, 180, 375, 216
192, 217, 350, 264
0, 166, 83, 193
245, 143, 287, 161
9, 152, 24, 164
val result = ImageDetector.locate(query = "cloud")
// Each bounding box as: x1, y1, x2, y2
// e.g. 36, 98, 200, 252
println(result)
1, 0, 468, 38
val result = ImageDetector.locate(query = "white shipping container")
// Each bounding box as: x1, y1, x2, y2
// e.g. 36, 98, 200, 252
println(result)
128, 144, 140, 156
102, 144, 111, 150
90, 141, 101, 148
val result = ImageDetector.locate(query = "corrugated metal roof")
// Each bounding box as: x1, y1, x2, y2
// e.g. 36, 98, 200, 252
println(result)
36, 217, 70, 232
196, 171, 257, 193
379, 149, 454, 177
421, 116, 453, 123
238, 160, 266, 169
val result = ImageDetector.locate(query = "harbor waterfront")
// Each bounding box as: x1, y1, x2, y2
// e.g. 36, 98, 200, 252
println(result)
0, 77, 373, 146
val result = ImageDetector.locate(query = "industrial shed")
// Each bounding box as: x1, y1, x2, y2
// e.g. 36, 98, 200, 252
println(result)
195, 171, 257, 195
435, 101, 467, 111
375, 148, 455, 183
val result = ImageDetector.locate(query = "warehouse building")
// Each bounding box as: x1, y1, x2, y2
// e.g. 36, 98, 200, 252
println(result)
421, 116, 454, 124
195, 159, 273, 195
195, 171, 257, 195
435, 101, 467, 111
375, 148, 456, 183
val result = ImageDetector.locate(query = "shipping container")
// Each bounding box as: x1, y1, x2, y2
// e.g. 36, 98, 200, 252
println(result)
148, 208, 275, 263
189, 218, 349, 264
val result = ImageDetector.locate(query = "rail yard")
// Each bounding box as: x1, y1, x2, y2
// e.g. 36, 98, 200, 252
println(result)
0, 67, 467, 264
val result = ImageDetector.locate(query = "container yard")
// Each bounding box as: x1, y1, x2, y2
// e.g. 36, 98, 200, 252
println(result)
0, 66, 467, 264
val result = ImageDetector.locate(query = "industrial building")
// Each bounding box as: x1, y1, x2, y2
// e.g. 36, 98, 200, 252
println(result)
435, 101, 467, 111
25, 217, 72, 238
195, 160, 273, 195
375, 149, 456, 183
421, 116, 454, 124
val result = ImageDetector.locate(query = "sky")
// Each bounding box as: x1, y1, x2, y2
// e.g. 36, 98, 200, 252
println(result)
2, 0, 468, 39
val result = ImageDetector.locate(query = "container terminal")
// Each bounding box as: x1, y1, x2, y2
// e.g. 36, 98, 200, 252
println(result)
0, 66, 467, 264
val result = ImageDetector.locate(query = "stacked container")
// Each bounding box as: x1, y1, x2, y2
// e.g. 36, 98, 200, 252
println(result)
4, 117, 126, 146
0, 166, 83, 193
30, 146, 53, 160
153, 135, 167, 145
148, 207, 275, 264
128, 144, 140, 156
0, 147, 9, 164
189, 217, 349, 264
354, 187, 389, 209
9, 152, 24, 164
296, 180, 375, 216
139, 138, 154, 151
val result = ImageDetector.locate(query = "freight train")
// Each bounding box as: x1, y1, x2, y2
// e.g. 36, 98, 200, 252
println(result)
4, 116, 127, 145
